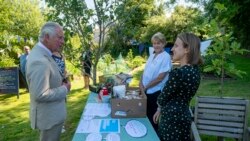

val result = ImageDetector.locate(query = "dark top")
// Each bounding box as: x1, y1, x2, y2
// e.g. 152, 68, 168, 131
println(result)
81, 50, 92, 75
19, 54, 28, 76
157, 65, 201, 141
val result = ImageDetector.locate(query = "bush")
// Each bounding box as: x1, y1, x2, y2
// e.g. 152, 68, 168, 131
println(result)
65, 60, 81, 76
201, 54, 240, 78
97, 53, 131, 75
127, 49, 133, 63
0, 54, 16, 67
201, 55, 218, 71
127, 56, 145, 69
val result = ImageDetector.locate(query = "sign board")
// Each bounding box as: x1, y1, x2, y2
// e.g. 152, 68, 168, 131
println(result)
0, 67, 19, 98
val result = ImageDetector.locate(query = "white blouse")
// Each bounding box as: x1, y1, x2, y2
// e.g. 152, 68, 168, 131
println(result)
142, 51, 172, 94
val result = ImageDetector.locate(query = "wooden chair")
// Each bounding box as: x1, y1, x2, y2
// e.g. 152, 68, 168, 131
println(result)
191, 96, 250, 141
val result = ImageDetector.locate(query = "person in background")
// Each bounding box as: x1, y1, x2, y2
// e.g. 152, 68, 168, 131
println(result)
25, 22, 71, 141
139, 32, 172, 132
19, 46, 30, 90
19, 46, 30, 77
153, 32, 203, 141
81, 47, 92, 89
52, 47, 67, 133
52, 48, 67, 78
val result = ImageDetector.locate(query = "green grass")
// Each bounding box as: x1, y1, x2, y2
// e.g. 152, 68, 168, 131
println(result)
0, 78, 89, 141
194, 55, 250, 102
0, 55, 249, 141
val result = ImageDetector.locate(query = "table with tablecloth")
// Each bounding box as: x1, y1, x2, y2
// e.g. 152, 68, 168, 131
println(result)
72, 92, 160, 141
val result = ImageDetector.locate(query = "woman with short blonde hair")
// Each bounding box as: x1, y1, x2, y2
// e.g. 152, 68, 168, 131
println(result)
140, 32, 172, 132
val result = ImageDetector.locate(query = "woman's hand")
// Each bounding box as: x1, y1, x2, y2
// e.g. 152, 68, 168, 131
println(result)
139, 80, 146, 95
153, 110, 161, 124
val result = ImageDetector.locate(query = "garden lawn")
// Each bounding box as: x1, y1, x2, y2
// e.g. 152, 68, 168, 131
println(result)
0, 78, 89, 141
194, 55, 250, 108
0, 55, 249, 141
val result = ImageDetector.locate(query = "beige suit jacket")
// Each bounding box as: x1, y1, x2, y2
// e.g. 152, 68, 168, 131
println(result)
26, 43, 68, 130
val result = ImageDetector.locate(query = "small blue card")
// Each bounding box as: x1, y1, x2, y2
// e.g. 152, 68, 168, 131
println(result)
99, 119, 120, 133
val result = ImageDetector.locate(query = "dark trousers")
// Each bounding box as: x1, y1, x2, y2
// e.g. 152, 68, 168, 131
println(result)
19, 69, 29, 91
146, 90, 161, 133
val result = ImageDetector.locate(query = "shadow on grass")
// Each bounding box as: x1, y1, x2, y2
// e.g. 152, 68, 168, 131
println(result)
61, 88, 89, 141
0, 120, 39, 141
0, 94, 15, 100
0, 85, 90, 141
0, 96, 39, 141
0, 88, 28, 100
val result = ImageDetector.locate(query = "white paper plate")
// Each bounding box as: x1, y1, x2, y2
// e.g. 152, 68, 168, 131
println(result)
86, 133, 102, 141
106, 133, 120, 141
125, 120, 147, 137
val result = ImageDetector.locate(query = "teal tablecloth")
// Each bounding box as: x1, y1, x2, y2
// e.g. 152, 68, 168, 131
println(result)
72, 92, 160, 141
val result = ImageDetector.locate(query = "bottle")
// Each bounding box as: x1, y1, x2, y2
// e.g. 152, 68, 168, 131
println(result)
102, 87, 109, 95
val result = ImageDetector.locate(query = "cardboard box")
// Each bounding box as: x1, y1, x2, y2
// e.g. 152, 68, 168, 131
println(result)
111, 87, 147, 118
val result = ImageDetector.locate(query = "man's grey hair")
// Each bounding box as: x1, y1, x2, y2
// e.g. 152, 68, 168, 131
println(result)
39, 22, 61, 42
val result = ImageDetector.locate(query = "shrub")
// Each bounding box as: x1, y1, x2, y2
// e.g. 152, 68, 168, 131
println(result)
0, 54, 16, 67
65, 60, 81, 76
127, 56, 145, 69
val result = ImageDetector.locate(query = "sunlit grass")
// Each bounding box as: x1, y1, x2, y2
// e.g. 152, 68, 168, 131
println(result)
0, 78, 89, 141
0, 90, 37, 141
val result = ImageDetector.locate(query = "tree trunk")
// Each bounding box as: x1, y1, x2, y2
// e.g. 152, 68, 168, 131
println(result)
92, 64, 97, 85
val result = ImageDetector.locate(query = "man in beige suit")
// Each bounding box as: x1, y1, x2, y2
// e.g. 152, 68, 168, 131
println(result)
26, 22, 71, 141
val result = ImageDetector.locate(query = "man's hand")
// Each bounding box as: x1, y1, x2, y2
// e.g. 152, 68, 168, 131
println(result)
63, 81, 71, 92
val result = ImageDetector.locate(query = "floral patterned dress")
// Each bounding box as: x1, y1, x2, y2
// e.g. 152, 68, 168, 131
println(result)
157, 65, 201, 141
52, 54, 65, 76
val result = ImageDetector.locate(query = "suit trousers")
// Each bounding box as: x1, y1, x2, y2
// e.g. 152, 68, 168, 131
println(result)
40, 122, 64, 141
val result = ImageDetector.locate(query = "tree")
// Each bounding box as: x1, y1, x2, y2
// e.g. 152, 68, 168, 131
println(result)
46, 0, 124, 84
105, 0, 156, 57
46, 0, 156, 84
199, 0, 250, 50
114, 0, 155, 39
230, 0, 250, 50
0, 0, 44, 66
140, 5, 205, 44
203, 4, 248, 96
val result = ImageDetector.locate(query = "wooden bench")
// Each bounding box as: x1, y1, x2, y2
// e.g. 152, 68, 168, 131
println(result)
191, 96, 250, 141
